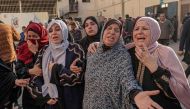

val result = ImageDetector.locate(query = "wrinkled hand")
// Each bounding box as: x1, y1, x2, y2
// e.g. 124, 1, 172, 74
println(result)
47, 98, 58, 105
29, 63, 42, 76
27, 40, 39, 54
88, 42, 100, 54
177, 51, 184, 56
134, 90, 163, 109
15, 78, 29, 87
70, 58, 81, 74
135, 43, 158, 73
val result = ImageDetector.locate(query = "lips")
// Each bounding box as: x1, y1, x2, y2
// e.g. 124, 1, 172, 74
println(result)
88, 30, 94, 33
137, 37, 145, 41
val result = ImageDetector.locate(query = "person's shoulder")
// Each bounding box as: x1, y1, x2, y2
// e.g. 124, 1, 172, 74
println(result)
157, 44, 175, 56
68, 43, 84, 52
0, 23, 11, 30
117, 46, 131, 58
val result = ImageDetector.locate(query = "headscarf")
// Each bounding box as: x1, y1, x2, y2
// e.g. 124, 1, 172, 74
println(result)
17, 22, 48, 64
80, 16, 101, 54
134, 17, 190, 108
42, 19, 69, 98
98, 19, 124, 52
83, 19, 141, 108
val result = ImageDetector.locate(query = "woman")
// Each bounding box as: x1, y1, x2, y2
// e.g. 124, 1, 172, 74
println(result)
15, 22, 49, 109
35, 19, 85, 109
88, 17, 190, 109
83, 19, 162, 109
79, 16, 101, 55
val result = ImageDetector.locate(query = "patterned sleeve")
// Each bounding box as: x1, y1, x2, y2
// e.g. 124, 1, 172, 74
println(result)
35, 45, 48, 67
119, 50, 142, 108
25, 45, 50, 106
51, 43, 85, 86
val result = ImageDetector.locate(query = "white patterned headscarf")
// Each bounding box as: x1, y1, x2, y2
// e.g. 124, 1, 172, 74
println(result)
42, 19, 69, 98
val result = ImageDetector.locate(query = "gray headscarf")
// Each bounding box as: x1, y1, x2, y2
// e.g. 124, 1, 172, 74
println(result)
42, 19, 69, 98
97, 19, 124, 53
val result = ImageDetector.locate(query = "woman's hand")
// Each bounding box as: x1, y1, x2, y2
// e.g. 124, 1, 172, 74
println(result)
88, 42, 100, 54
27, 40, 39, 54
70, 58, 81, 74
15, 78, 29, 87
29, 63, 42, 76
47, 98, 58, 105
177, 51, 184, 56
48, 61, 55, 72
135, 43, 158, 73
134, 90, 163, 109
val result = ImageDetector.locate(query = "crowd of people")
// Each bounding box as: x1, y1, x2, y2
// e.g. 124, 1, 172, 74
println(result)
0, 13, 190, 109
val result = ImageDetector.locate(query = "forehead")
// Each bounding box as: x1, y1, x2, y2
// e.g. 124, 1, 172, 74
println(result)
106, 23, 120, 28
160, 14, 165, 17
85, 19, 95, 24
28, 30, 38, 34
135, 20, 149, 27
50, 23, 60, 28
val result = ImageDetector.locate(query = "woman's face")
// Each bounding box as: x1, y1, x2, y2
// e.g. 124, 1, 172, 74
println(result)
27, 31, 40, 44
133, 20, 151, 47
84, 19, 98, 36
27, 31, 40, 40
103, 23, 121, 47
48, 23, 63, 44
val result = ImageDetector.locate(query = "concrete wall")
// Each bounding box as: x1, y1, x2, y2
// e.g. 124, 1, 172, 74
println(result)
78, 0, 97, 20
0, 12, 48, 33
57, 0, 183, 19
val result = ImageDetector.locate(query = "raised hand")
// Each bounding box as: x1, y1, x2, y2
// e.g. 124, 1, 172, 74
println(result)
29, 63, 42, 76
70, 58, 81, 74
134, 90, 163, 109
15, 78, 30, 87
27, 40, 39, 54
47, 98, 58, 105
88, 42, 100, 54
135, 43, 158, 73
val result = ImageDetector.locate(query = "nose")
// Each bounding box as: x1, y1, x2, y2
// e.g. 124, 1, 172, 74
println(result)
110, 29, 115, 35
87, 25, 92, 29
137, 28, 143, 34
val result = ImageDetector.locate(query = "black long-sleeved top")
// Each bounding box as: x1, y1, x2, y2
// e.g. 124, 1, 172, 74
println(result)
0, 59, 16, 108
128, 47, 182, 109
15, 53, 48, 109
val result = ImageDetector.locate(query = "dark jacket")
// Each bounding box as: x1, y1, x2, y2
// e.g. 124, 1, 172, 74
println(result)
0, 59, 17, 108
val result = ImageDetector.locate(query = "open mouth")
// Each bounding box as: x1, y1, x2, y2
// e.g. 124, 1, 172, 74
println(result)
137, 38, 145, 41
52, 36, 59, 40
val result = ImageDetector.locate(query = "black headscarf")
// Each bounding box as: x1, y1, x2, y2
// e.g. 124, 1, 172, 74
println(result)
80, 16, 101, 55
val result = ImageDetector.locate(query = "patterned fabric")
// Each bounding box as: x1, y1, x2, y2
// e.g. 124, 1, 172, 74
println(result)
36, 42, 85, 109
83, 19, 141, 109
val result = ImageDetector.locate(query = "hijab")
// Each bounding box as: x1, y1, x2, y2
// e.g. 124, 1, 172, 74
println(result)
134, 17, 190, 108
99, 19, 124, 52
42, 19, 69, 98
80, 16, 101, 54
17, 22, 48, 64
